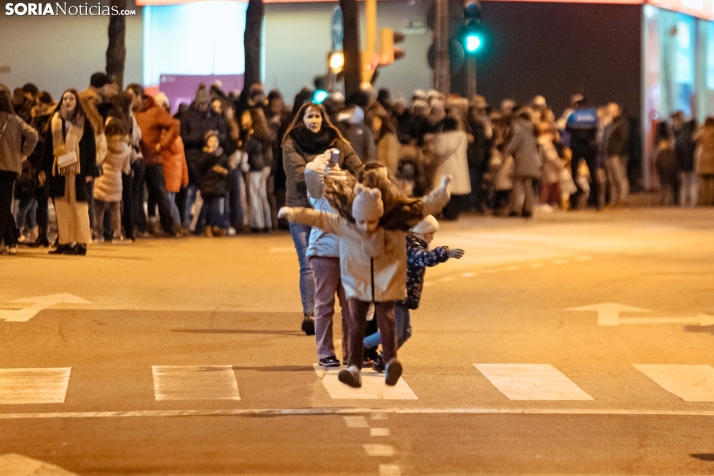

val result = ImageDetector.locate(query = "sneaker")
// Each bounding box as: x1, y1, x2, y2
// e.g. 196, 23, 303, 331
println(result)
93, 237, 105, 244
338, 366, 362, 388
301, 313, 315, 336
7, 245, 18, 255
212, 226, 226, 237
372, 354, 385, 373
71, 244, 87, 256
384, 359, 403, 386
49, 244, 73, 255
319, 356, 341, 368
204, 226, 213, 238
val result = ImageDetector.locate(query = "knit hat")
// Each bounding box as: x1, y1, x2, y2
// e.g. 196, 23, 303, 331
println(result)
411, 215, 439, 235
352, 184, 384, 222
90, 72, 109, 89
195, 84, 210, 104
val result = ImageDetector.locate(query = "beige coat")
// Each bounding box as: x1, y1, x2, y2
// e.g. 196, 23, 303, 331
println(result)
289, 184, 450, 302
434, 130, 471, 195
94, 135, 131, 202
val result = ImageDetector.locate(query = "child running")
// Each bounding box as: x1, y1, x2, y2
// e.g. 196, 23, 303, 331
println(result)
279, 165, 451, 388
365, 215, 464, 371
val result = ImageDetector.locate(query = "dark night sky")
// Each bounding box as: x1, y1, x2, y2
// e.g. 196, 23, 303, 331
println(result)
454, 2, 643, 117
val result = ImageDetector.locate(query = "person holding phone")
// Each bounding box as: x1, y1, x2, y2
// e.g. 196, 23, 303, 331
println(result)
38, 89, 98, 255
282, 102, 363, 335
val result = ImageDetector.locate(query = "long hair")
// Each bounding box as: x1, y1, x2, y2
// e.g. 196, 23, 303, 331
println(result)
54, 89, 87, 126
81, 95, 105, 134
248, 107, 271, 142
281, 101, 348, 147
0, 84, 14, 114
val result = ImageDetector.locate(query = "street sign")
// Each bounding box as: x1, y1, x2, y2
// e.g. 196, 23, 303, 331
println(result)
332, 6, 344, 51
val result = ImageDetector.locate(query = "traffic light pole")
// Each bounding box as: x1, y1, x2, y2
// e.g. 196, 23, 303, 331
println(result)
434, 0, 450, 95
466, 55, 477, 98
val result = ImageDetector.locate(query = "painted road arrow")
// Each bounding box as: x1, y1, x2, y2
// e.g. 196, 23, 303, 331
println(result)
0, 453, 78, 475
567, 302, 714, 326
0, 294, 90, 323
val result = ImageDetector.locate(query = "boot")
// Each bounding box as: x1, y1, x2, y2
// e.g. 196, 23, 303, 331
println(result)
212, 226, 226, 237
49, 244, 73, 255
28, 234, 50, 248
203, 226, 213, 237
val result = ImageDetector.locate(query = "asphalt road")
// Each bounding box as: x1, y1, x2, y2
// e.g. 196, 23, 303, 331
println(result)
1, 207, 714, 475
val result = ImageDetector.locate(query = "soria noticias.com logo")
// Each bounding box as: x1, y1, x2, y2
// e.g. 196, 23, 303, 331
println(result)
4, 2, 137, 16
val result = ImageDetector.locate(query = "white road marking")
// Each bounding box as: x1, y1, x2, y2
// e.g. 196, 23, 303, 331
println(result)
620, 315, 714, 326
363, 444, 396, 456
475, 364, 594, 401
1, 294, 90, 322
313, 365, 418, 400
462, 272, 476, 277
371, 413, 388, 420
634, 365, 714, 402
152, 366, 240, 401
566, 302, 652, 326
371, 428, 390, 437
7, 407, 714, 419
0, 368, 71, 404
380, 464, 402, 476
343, 416, 369, 428
0, 453, 78, 475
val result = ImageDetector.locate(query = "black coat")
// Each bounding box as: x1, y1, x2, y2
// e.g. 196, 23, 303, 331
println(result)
39, 116, 98, 202
181, 105, 229, 173
198, 150, 229, 199
243, 135, 274, 171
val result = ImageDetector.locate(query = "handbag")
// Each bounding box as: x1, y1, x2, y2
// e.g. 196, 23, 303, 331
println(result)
57, 151, 78, 168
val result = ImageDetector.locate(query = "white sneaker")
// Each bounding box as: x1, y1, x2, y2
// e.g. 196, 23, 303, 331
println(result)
93, 237, 105, 244
7, 245, 18, 255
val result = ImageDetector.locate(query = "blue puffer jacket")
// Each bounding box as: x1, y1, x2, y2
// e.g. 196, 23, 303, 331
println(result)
398, 232, 450, 310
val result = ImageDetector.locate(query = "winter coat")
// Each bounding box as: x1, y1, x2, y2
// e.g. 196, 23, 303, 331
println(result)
134, 97, 180, 166
94, 135, 131, 202
39, 115, 98, 201
283, 129, 362, 208
243, 135, 274, 171
288, 184, 450, 303
15, 159, 37, 199
539, 136, 564, 185
377, 132, 401, 176
655, 146, 679, 185
696, 126, 714, 176
503, 119, 542, 179
340, 122, 376, 163
0, 112, 38, 175
198, 149, 229, 199
398, 232, 450, 310
305, 154, 340, 259
607, 115, 631, 157
181, 105, 229, 174
434, 130, 471, 195
162, 135, 189, 194
675, 125, 697, 173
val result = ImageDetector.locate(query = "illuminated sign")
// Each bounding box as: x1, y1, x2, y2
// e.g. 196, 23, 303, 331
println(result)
648, 0, 714, 20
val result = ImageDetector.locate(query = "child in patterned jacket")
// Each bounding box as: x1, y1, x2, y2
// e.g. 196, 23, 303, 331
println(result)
364, 214, 464, 372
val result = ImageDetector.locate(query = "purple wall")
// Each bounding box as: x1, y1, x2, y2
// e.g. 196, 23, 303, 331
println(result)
453, 2, 642, 116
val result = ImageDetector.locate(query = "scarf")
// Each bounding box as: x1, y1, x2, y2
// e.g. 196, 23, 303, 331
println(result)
51, 112, 84, 176
291, 125, 336, 155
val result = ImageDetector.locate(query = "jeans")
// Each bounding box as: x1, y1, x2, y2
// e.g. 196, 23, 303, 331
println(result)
248, 168, 271, 229
200, 196, 227, 229
93, 199, 121, 239
144, 163, 178, 233
166, 192, 182, 227
679, 172, 699, 208
36, 193, 49, 239
347, 300, 396, 370
0, 172, 17, 246
606, 155, 630, 205
310, 256, 349, 360
289, 222, 316, 315
364, 303, 412, 350
512, 176, 535, 215
15, 197, 37, 230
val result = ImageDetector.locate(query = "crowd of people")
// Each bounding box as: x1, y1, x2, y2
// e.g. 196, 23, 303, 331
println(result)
3, 74, 714, 257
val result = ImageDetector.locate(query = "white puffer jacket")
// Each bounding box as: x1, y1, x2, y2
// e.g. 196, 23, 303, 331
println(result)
94, 135, 131, 202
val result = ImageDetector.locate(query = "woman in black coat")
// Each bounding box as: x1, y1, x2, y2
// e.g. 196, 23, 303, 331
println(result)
38, 89, 98, 255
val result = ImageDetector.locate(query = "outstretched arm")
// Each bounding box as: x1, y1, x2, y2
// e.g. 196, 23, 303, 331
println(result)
279, 207, 344, 235
422, 175, 452, 216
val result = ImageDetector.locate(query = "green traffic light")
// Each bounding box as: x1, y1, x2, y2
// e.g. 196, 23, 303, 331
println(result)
465, 34, 482, 53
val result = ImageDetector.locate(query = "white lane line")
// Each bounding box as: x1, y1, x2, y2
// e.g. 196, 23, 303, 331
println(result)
475, 364, 594, 401
363, 444, 396, 457
462, 272, 476, 277
0, 454, 79, 475
380, 464, 402, 476
0, 368, 71, 404
313, 365, 419, 400
634, 365, 714, 402
152, 366, 240, 401
7, 407, 714, 419
371, 428, 390, 437
343, 416, 369, 428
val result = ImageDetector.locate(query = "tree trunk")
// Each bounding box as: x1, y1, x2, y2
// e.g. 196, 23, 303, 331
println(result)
240, 0, 264, 108
106, 0, 127, 89
340, 0, 361, 99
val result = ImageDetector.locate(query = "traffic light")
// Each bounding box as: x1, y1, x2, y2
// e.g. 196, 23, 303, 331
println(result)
379, 28, 406, 66
459, 0, 484, 55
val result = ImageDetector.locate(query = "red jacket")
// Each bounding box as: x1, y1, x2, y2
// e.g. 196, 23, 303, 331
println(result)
134, 96, 180, 165
162, 133, 189, 193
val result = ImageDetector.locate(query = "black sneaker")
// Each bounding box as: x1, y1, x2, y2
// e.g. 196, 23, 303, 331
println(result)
372, 354, 385, 373
71, 244, 87, 256
49, 244, 72, 255
301, 313, 315, 336
385, 359, 403, 386
338, 366, 362, 388
363, 347, 379, 366
319, 356, 340, 368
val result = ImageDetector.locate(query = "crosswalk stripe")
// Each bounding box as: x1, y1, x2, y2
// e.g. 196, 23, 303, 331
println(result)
380, 464, 402, 476
363, 444, 396, 456
633, 365, 714, 402
0, 368, 71, 404
313, 365, 419, 400
343, 416, 369, 428
371, 428, 390, 436
475, 364, 594, 401
152, 366, 240, 401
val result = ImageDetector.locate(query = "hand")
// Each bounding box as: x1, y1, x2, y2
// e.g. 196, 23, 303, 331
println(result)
85, 176, 93, 183
38, 171, 46, 186
21, 155, 27, 162
441, 175, 452, 189
278, 207, 295, 221
154, 144, 162, 153
447, 248, 464, 259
